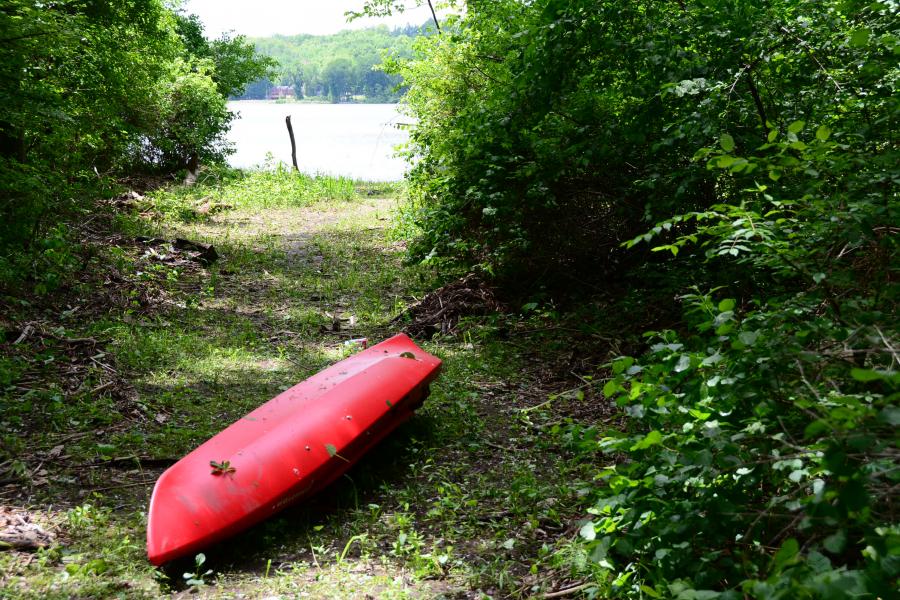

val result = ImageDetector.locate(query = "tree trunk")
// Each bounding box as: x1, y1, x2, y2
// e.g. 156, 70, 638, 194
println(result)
184, 153, 199, 185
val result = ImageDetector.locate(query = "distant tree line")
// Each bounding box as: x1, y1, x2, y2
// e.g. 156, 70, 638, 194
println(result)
239, 25, 432, 103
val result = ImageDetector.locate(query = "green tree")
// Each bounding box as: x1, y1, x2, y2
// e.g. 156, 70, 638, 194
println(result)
173, 11, 277, 99
0, 1, 273, 283
208, 34, 277, 98
323, 57, 354, 102
244, 26, 415, 102
0, 0, 178, 256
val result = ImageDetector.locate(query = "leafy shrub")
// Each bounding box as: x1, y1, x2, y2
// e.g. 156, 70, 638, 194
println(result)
578, 11, 899, 593
377, 0, 899, 595
0, 2, 273, 289
142, 61, 234, 171
594, 288, 897, 597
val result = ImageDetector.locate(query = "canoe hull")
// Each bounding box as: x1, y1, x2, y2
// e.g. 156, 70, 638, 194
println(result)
146, 334, 440, 565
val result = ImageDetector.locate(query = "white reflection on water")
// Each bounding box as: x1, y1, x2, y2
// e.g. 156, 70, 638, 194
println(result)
225, 101, 410, 181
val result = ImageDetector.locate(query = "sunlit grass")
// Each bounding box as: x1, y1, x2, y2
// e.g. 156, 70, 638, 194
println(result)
148, 165, 356, 218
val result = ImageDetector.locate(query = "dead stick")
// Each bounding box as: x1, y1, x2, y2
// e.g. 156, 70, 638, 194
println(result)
87, 480, 156, 493
544, 582, 590, 598
426, 0, 441, 33
285, 115, 298, 171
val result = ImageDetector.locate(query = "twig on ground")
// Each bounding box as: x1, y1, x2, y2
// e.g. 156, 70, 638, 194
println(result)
86, 480, 156, 493
544, 582, 591, 598
484, 441, 515, 453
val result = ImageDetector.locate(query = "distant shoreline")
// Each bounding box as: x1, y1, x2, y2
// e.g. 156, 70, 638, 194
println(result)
228, 99, 402, 106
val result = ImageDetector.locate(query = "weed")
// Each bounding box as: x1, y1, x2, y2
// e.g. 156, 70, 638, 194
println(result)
183, 553, 213, 587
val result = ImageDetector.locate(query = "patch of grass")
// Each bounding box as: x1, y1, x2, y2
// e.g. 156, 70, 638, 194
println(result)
146, 164, 356, 222
0, 505, 158, 599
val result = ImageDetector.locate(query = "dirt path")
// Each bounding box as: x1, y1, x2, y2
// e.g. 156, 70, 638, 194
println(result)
1, 189, 603, 599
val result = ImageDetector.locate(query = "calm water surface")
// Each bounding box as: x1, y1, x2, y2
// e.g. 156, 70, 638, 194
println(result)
226, 101, 410, 181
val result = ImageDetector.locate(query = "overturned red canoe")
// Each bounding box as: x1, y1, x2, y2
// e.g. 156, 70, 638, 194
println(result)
146, 334, 441, 565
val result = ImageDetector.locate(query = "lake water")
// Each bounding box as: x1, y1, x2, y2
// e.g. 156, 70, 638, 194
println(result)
225, 101, 410, 181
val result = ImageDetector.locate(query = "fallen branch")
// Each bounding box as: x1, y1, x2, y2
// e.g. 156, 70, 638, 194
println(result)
0, 508, 55, 551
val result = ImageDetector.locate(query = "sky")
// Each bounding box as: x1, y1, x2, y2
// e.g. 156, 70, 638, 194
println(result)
179, 0, 443, 38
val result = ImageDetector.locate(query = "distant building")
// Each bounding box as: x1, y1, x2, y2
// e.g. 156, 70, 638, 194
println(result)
267, 86, 295, 100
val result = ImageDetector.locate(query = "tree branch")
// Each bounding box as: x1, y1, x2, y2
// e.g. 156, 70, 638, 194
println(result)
746, 74, 768, 134
426, 0, 441, 34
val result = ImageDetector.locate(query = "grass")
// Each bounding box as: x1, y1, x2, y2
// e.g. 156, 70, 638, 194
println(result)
0, 168, 613, 598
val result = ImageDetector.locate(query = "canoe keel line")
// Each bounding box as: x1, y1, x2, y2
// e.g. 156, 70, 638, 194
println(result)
146, 334, 441, 565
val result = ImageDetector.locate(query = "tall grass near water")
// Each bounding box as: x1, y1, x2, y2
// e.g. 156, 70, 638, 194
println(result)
150, 165, 356, 216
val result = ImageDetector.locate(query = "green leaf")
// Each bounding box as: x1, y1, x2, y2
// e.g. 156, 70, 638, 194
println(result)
325, 443, 338, 457
651, 244, 679, 256
767, 129, 778, 142
880, 407, 900, 426
719, 133, 735, 152
815, 125, 831, 141
716, 155, 737, 168
850, 28, 870, 47
788, 120, 805, 134
738, 331, 760, 346
824, 530, 847, 554
851, 368, 886, 382
773, 538, 800, 572
630, 430, 663, 451
807, 551, 831, 574
580, 521, 596, 541
804, 419, 829, 438
717, 299, 735, 312
603, 380, 620, 397
640, 585, 663, 598
612, 357, 634, 375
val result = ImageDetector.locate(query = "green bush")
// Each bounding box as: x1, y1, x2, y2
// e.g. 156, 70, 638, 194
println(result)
143, 61, 234, 171
390, 0, 898, 284
579, 11, 899, 593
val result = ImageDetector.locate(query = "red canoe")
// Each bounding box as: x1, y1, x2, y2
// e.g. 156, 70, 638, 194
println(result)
146, 334, 441, 565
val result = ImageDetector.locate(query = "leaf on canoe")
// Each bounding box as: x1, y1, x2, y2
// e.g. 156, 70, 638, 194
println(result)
399, 351, 416, 359
325, 443, 350, 462
210, 460, 236, 475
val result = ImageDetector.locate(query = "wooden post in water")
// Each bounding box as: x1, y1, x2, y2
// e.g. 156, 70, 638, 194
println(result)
285, 115, 298, 171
